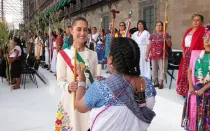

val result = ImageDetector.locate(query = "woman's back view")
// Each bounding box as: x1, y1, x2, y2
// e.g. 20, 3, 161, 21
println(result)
76, 37, 156, 131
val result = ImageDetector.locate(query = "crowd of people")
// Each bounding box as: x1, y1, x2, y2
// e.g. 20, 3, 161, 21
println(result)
54, 17, 157, 131
1, 12, 209, 131
53, 14, 210, 131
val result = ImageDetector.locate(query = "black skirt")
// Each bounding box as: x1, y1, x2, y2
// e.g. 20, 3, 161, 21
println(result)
11, 59, 21, 78
0, 59, 6, 77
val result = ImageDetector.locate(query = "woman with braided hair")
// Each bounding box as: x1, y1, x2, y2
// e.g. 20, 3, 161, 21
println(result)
76, 37, 156, 131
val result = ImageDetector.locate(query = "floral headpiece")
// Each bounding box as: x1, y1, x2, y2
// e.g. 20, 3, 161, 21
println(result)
205, 22, 210, 36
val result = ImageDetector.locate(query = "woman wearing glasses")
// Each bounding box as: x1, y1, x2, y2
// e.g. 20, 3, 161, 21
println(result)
115, 22, 127, 37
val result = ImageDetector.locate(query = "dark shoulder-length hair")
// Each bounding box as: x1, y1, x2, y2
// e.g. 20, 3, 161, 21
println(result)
137, 20, 148, 31
100, 29, 105, 36
13, 36, 21, 46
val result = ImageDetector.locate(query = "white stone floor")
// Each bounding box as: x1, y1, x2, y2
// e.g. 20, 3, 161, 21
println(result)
0, 68, 185, 131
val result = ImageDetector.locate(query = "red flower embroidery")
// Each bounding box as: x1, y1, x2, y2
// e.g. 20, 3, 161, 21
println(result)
56, 119, 62, 125
55, 102, 73, 131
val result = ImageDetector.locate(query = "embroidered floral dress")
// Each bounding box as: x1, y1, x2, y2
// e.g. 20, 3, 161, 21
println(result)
55, 46, 98, 131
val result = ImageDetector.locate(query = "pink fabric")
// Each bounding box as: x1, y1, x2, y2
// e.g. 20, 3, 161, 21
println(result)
189, 94, 197, 131
189, 50, 202, 85
206, 30, 210, 35
189, 50, 202, 131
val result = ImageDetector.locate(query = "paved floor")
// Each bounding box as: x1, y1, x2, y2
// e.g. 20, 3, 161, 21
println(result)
0, 68, 185, 131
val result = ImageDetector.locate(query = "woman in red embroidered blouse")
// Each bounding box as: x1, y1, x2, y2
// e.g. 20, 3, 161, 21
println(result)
176, 14, 205, 97
146, 21, 172, 89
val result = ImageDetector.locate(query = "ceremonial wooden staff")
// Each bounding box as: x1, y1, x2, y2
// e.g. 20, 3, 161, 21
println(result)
110, 9, 120, 37
125, 10, 133, 38
163, 0, 169, 80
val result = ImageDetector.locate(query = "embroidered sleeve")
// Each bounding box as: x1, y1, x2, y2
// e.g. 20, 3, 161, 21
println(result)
84, 81, 104, 108
143, 77, 157, 98
56, 53, 70, 92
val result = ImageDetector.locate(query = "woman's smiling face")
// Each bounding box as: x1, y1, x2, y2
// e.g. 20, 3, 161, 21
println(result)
71, 20, 88, 45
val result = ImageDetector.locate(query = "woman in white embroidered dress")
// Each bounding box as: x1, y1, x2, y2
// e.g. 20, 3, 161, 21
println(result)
55, 17, 98, 131
132, 20, 151, 79
50, 32, 57, 73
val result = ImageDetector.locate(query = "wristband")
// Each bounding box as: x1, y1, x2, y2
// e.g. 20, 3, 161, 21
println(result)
78, 81, 86, 88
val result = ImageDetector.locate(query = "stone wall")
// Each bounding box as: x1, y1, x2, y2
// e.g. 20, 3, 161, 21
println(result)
158, 0, 210, 49
68, 0, 140, 33
49, 0, 210, 50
